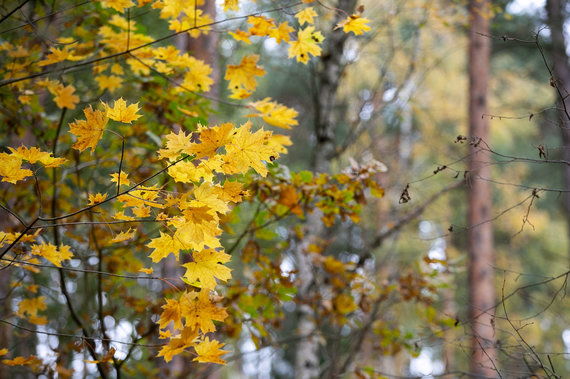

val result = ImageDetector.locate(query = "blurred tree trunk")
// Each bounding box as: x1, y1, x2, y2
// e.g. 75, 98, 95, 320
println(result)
467, 0, 498, 377
545, 0, 570, 262
294, 1, 357, 378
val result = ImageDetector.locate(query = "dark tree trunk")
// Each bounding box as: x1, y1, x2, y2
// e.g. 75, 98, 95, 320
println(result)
467, 0, 498, 377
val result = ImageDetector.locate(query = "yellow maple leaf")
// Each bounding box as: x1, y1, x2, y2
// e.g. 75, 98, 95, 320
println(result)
17, 296, 47, 318
158, 298, 183, 330
110, 171, 130, 186
101, 0, 135, 13
247, 15, 275, 36
30, 243, 73, 267
110, 228, 135, 243
103, 98, 142, 124
157, 129, 193, 160
193, 337, 229, 365
157, 326, 199, 362
8, 146, 67, 168
288, 26, 324, 64
69, 105, 109, 153
295, 7, 318, 26
50, 84, 80, 109
95, 75, 124, 92
2, 356, 40, 366
225, 55, 266, 98
228, 29, 250, 44
247, 98, 299, 129
0, 349, 8, 356
0, 153, 32, 184
179, 57, 213, 92
139, 267, 153, 274
182, 249, 232, 289
88, 192, 107, 205
173, 206, 222, 251
180, 290, 228, 333
270, 22, 294, 44
186, 123, 234, 159
146, 232, 183, 263
335, 15, 371, 35
222, 121, 278, 177
223, 0, 239, 11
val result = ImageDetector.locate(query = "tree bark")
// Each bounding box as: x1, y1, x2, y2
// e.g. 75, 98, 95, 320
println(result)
545, 0, 570, 263
467, 0, 498, 377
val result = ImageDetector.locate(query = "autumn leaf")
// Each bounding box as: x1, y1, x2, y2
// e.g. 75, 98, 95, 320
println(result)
225, 55, 266, 98
247, 98, 299, 129
30, 243, 73, 267
88, 192, 107, 205
180, 290, 228, 333
103, 98, 142, 124
295, 7, 318, 26
95, 74, 124, 92
0, 349, 7, 356
182, 249, 232, 289
223, 0, 239, 11
335, 15, 371, 35
158, 298, 183, 330
270, 22, 294, 44
146, 232, 183, 263
0, 153, 33, 184
110, 228, 135, 243
17, 296, 47, 318
288, 26, 324, 64
7, 146, 67, 167
50, 84, 80, 109
247, 15, 275, 36
222, 121, 279, 177
229, 29, 251, 44
68, 105, 109, 153
186, 123, 234, 160
110, 171, 130, 186
193, 337, 229, 365
101, 0, 135, 13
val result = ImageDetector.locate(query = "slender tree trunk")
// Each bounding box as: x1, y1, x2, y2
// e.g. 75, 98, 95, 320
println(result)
294, 1, 357, 378
545, 0, 570, 263
467, 0, 498, 377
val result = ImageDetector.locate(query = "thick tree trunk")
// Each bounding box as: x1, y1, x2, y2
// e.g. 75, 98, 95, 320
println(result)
545, 0, 570, 263
467, 0, 498, 377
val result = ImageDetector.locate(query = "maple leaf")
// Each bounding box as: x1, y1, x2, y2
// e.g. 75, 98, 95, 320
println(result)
182, 248, 232, 289
157, 326, 199, 362
193, 183, 231, 214
30, 243, 73, 267
158, 298, 183, 330
223, 0, 239, 11
103, 98, 142, 124
295, 7, 318, 26
68, 105, 109, 153
157, 129, 193, 160
193, 337, 229, 365
214, 181, 247, 203
146, 232, 183, 263
110, 171, 130, 186
179, 57, 213, 92
2, 356, 40, 366
288, 26, 324, 64
247, 15, 275, 36
110, 228, 135, 243
0, 349, 7, 356
229, 29, 251, 44
187, 123, 234, 159
88, 192, 107, 205
270, 22, 294, 44
174, 205, 222, 250
101, 0, 135, 13
95, 75, 123, 92
222, 121, 279, 177
17, 296, 47, 318
225, 55, 266, 98
49, 84, 80, 109
0, 153, 32, 184
247, 98, 299, 129
180, 290, 228, 333
335, 15, 371, 35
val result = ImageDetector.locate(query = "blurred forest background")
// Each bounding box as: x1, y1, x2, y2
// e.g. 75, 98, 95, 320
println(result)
1, 0, 570, 378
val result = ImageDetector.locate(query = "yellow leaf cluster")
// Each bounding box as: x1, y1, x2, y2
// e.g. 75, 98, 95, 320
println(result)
30, 243, 73, 267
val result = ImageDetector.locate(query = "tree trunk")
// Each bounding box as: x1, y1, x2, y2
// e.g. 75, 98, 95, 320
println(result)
294, 1, 357, 378
545, 0, 570, 263
467, 0, 498, 377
